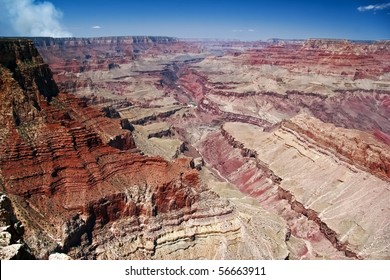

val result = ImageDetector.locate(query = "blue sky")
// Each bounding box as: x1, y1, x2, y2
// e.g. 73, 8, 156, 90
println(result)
0, 0, 389, 40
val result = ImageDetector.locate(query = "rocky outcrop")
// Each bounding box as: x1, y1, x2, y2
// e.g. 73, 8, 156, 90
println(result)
0, 193, 34, 259
198, 98, 273, 128
49, 253, 72, 260
0, 39, 58, 128
0, 47, 193, 257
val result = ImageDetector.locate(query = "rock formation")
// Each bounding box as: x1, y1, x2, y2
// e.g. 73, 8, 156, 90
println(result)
1, 37, 389, 259
0, 193, 34, 259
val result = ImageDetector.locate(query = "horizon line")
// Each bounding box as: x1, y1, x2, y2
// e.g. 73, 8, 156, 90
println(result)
0, 35, 389, 42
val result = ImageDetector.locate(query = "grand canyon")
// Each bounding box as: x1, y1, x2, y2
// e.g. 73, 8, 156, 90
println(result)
0, 36, 389, 260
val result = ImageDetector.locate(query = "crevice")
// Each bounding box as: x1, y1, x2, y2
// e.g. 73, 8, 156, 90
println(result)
277, 186, 360, 259
220, 126, 361, 259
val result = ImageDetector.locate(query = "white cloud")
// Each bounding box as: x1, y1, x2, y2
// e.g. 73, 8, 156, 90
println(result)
232, 29, 255, 33
357, 2, 390, 12
92, 25, 101, 29
0, 0, 72, 37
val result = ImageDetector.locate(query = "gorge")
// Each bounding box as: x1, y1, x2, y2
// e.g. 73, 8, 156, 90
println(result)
0, 36, 389, 260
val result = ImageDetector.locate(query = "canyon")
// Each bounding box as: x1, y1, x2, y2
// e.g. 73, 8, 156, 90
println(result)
0, 36, 389, 259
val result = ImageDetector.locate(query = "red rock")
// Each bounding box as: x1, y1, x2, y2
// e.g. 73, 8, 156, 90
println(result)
33, 37, 202, 92
244, 39, 390, 78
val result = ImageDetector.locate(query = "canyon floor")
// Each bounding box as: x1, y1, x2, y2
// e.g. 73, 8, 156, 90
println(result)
0, 37, 389, 260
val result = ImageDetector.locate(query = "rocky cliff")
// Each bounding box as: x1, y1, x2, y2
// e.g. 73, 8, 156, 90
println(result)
0, 39, 58, 127
282, 114, 390, 180
34, 36, 179, 71
246, 39, 390, 78
33, 36, 202, 93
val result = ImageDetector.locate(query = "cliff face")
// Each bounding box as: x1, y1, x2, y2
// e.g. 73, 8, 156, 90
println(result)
0, 39, 289, 260
245, 39, 390, 78
282, 114, 390, 180
0, 39, 58, 128
33, 36, 201, 92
